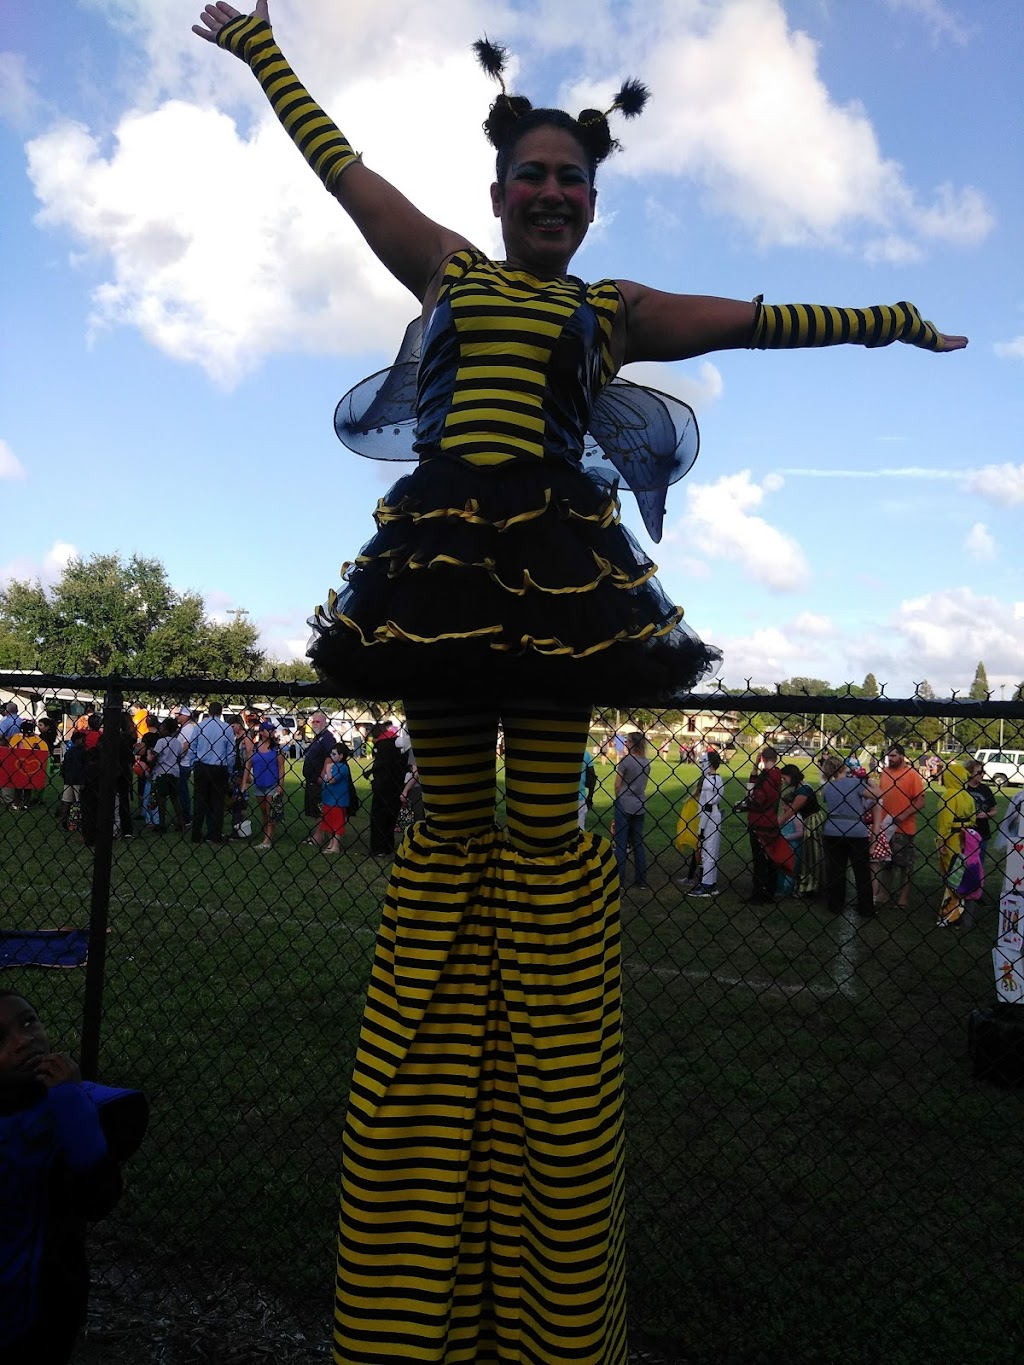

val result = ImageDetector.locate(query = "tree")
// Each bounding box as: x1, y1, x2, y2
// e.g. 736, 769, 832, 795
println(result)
0, 553, 264, 676
860, 672, 880, 699
968, 661, 990, 700
266, 659, 319, 684
779, 676, 833, 696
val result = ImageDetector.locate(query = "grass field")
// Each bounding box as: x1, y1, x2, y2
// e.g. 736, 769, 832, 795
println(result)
6, 752, 1023, 1364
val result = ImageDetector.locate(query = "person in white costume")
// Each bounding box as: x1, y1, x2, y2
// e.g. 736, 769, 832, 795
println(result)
691, 751, 724, 897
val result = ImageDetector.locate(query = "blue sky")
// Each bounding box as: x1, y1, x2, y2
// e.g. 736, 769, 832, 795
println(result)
2, 0, 1022, 695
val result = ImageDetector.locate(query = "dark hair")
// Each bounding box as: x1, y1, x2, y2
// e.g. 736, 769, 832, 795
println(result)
887, 743, 906, 756
781, 764, 803, 783
485, 102, 613, 185
475, 40, 648, 187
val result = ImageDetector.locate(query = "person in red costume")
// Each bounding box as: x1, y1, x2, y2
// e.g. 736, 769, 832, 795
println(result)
745, 745, 787, 902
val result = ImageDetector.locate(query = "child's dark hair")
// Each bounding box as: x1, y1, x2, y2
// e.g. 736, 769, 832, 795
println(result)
474, 38, 649, 186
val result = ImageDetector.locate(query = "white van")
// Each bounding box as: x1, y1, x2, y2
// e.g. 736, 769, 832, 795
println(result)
974, 749, 1024, 788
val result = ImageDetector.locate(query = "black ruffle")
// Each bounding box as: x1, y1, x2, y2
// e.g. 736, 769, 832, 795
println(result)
308, 457, 720, 704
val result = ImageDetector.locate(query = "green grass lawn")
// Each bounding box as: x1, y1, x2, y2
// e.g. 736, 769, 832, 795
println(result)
6, 754, 1023, 1364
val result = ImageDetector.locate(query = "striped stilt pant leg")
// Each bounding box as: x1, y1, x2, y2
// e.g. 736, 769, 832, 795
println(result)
335, 707, 505, 1363
487, 706, 627, 1364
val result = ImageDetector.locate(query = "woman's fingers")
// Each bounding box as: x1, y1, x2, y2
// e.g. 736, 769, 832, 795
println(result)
191, 2, 243, 41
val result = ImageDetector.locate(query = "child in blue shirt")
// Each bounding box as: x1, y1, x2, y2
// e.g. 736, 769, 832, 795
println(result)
0, 989, 148, 1364
312, 743, 354, 854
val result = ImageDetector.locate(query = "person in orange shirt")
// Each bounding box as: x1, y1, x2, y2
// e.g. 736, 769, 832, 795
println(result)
873, 743, 926, 909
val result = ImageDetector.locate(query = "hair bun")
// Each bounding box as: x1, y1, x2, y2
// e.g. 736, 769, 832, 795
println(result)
482, 93, 533, 149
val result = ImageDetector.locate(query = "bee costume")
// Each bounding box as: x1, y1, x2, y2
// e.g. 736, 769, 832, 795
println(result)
216, 15, 949, 1363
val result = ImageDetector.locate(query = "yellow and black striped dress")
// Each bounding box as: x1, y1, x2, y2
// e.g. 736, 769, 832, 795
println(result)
309, 250, 717, 705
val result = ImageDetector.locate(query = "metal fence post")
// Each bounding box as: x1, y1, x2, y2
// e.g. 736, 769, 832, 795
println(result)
80, 686, 124, 1080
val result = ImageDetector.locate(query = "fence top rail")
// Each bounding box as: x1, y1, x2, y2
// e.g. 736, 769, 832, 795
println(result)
2, 670, 1023, 719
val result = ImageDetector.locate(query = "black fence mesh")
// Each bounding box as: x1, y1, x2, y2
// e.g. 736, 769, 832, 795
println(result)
3, 670, 1024, 1364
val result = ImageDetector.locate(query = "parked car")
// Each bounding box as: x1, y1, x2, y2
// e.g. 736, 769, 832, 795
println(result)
974, 748, 1024, 788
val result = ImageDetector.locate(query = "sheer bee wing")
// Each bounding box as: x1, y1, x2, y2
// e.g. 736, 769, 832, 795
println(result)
333, 318, 423, 461
582, 378, 700, 542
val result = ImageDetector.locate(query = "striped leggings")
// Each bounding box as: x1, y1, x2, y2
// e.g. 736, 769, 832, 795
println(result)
334, 703, 627, 1365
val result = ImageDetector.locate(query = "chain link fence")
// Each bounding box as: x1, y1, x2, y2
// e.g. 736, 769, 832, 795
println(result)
3, 669, 1024, 1365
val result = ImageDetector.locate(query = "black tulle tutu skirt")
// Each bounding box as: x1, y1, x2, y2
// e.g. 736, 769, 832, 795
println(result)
307, 455, 720, 705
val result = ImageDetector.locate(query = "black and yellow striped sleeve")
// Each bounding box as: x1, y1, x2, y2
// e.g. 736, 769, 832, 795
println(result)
216, 15, 359, 195
749, 297, 944, 352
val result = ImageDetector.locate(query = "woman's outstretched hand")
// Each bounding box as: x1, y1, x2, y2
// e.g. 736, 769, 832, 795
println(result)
192, 1, 269, 43
937, 333, 968, 351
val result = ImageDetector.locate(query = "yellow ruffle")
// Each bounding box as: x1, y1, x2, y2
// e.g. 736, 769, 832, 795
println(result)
371, 485, 619, 534
339, 545, 657, 596
314, 603, 685, 659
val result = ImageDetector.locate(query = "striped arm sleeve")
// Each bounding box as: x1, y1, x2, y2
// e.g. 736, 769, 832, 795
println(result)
749, 297, 944, 352
216, 15, 359, 194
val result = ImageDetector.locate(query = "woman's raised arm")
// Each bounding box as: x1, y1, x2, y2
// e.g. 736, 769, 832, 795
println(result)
193, 3, 470, 300
617, 279, 967, 365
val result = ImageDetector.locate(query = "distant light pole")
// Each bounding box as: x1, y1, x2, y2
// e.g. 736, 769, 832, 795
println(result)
1000, 683, 1005, 751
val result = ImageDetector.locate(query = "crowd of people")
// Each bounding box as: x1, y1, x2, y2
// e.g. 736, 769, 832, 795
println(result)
0, 699, 431, 857
4, 696, 1006, 919
706, 741, 1000, 925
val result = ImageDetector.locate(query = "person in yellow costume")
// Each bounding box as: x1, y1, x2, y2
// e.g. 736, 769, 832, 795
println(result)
935, 760, 978, 926
194, 6, 967, 1362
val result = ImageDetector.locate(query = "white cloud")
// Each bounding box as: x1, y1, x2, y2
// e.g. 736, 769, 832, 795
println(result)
21, 0, 994, 380
792, 612, 835, 638
711, 588, 1024, 696
882, 0, 973, 47
914, 183, 993, 246
966, 464, 1024, 506
0, 52, 40, 130
994, 336, 1024, 361
0, 439, 26, 481
715, 625, 800, 685
257, 616, 313, 665
670, 470, 809, 591
964, 522, 995, 561
0, 540, 78, 590
863, 234, 923, 266
618, 358, 723, 412
889, 588, 1024, 685
778, 466, 960, 481
572, 0, 992, 256
26, 0, 503, 381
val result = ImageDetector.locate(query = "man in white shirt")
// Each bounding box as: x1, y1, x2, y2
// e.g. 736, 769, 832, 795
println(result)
190, 701, 236, 844
691, 751, 724, 897
176, 707, 199, 827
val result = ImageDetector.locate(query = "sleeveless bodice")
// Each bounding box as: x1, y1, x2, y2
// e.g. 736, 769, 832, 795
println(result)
413, 249, 621, 467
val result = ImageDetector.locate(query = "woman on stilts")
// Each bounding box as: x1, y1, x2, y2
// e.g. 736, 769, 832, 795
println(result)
194, 6, 966, 1360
